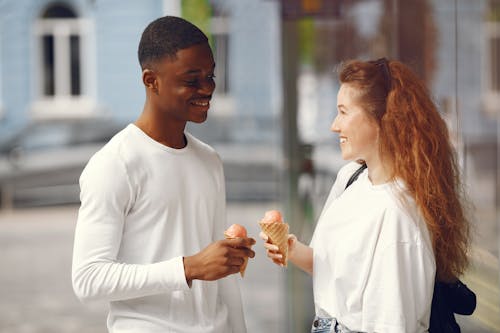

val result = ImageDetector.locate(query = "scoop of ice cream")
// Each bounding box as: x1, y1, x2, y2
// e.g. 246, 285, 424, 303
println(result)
224, 223, 250, 277
260, 210, 283, 224
224, 223, 248, 238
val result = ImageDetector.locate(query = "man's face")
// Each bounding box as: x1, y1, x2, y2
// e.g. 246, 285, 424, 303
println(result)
150, 42, 216, 124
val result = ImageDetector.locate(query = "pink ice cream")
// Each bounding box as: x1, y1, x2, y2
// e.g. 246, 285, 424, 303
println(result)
260, 210, 283, 224
224, 223, 248, 238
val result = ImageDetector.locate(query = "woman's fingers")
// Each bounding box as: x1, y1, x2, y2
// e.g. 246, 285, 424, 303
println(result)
263, 241, 279, 252
260, 230, 286, 266
272, 258, 284, 266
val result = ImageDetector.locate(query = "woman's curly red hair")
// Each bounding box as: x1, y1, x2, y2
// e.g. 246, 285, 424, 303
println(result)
339, 59, 470, 282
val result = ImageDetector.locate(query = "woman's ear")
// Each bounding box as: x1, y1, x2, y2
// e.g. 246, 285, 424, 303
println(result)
142, 69, 158, 93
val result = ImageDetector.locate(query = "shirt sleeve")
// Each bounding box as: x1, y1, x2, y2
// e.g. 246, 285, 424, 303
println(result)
71, 150, 189, 303
361, 213, 435, 332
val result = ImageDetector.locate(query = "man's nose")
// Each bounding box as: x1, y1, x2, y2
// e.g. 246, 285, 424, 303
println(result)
198, 78, 215, 95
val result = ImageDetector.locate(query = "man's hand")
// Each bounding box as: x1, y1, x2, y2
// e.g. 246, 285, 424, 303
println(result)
183, 238, 256, 285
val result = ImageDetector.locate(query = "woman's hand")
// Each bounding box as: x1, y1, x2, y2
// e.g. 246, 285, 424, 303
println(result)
260, 232, 313, 275
260, 232, 297, 266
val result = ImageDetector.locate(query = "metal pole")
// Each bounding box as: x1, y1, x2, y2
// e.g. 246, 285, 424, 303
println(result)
281, 17, 314, 333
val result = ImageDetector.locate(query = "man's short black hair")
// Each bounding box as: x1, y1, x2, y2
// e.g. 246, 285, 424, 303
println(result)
138, 16, 208, 69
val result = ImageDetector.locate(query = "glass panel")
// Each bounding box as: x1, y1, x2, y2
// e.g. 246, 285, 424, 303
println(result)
70, 35, 81, 96
295, 0, 499, 331
42, 35, 54, 96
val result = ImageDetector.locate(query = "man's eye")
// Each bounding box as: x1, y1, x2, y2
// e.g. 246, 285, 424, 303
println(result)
185, 79, 198, 86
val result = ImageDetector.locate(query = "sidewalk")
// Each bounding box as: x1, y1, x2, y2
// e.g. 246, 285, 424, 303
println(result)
0, 203, 287, 333
0, 204, 495, 332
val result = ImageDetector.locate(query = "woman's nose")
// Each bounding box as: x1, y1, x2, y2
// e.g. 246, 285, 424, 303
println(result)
330, 116, 340, 132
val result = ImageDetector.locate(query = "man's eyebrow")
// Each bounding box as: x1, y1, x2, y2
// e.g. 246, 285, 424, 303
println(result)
182, 69, 201, 75
181, 64, 216, 75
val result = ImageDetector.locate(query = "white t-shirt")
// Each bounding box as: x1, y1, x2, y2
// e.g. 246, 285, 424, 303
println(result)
72, 124, 246, 333
310, 162, 436, 333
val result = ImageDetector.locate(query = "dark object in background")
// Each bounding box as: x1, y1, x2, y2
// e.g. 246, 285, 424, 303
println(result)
429, 280, 477, 333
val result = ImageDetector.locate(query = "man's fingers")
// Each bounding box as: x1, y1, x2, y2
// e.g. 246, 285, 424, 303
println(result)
224, 255, 243, 266
229, 246, 255, 259
245, 248, 256, 258
225, 237, 256, 248
227, 265, 242, 276
259, 231, 269, 242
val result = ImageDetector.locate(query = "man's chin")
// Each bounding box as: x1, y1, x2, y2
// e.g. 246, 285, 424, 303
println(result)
190, 114, 208, 124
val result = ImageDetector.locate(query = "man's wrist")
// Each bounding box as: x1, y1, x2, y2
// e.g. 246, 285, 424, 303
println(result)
182, 256, 194, 287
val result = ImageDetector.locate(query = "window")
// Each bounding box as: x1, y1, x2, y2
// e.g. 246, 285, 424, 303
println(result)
211, 16, 230, 95
209, 8, 234, 115
32, 3, 95, 119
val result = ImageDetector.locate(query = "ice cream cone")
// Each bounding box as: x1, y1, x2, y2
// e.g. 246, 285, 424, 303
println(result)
259, 222, 289, 266
224, 233, 248, 277
224, 223, 249, 278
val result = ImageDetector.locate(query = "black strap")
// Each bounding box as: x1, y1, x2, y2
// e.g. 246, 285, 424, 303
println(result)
345, 163, 367, 189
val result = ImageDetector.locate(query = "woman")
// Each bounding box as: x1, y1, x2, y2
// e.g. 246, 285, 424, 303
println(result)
261, 58, 470, 332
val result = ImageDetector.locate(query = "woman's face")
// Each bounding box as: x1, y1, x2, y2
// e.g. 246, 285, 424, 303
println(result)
331, 84, 380, 162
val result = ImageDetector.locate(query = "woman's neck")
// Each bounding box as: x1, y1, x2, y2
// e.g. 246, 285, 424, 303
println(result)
365, 155, 394, 185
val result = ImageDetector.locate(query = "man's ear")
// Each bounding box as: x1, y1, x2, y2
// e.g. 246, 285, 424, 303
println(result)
142, 69, 158, 93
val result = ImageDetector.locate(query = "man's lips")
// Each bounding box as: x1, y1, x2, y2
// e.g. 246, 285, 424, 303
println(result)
191, 100, 210, 107
190, 97, 212, 107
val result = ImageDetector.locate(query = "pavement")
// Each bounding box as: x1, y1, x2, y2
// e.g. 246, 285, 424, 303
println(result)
0, 203, 289, 333
0, 203, 496, 332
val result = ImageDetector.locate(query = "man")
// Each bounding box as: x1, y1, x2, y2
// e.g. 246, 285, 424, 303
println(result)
72, 16, 255, 333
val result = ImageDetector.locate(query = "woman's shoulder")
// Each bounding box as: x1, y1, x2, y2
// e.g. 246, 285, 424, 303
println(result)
337, 161, 366, 184
378, 187, 433, 244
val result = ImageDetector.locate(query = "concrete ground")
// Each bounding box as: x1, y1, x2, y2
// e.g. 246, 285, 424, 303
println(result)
0, 203, 495, 332
0, 203, 287, 333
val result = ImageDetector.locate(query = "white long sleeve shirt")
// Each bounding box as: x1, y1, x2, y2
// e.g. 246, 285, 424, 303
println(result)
72, 124, 246, 333
310, 162, 436, 333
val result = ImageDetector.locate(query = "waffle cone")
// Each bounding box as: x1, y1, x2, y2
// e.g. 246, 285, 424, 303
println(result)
224, 234, 248, 277
259, 222, 289, 266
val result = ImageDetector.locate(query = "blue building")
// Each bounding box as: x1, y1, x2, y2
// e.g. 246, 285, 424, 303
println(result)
0, 0, 282, 143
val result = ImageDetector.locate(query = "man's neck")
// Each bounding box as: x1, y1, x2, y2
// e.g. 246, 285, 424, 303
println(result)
135, 109, 187, 149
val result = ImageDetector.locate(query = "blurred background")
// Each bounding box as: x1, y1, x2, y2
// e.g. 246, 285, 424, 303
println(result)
0, 0, 498, 332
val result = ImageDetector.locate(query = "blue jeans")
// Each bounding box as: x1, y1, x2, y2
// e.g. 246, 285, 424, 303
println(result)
311, 316, 360, 333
